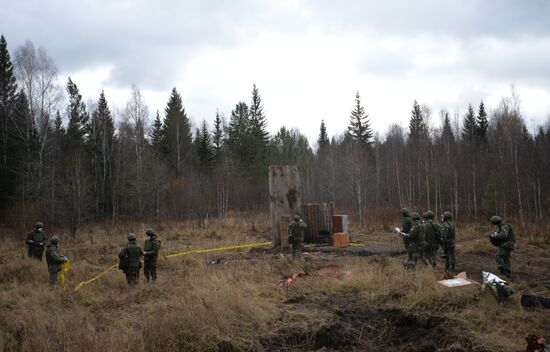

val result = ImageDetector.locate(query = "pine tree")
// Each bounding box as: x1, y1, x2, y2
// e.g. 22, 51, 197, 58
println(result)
462, 104, 477, 143
0, 35, 18, 209
348, 91, 373, 148
476, 101, 488, 144
197, 120, 214, 170
317, 120, 329, 152
249, 84, 269, 145
408, 100, 427, 142
65, 77, 88, 148
151, 110, 163, 149
161, 88, 192, 175
226, 101, 251, 163
212, 110, 224, 163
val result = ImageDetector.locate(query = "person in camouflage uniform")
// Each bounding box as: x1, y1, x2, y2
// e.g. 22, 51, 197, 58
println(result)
401, 208, 413, 260
407, 212, 426, 265
118, 233, 143, 286
26, 222, 47, 260
143, 228, 161, 282
489, 216, 515, 279
288, 215, 307, 258
440, 211, 456, 272
422, 211, 440, 268
45, 235, 67, 289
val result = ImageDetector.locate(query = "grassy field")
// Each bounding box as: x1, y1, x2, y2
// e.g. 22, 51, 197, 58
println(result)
0, 214, 548, 351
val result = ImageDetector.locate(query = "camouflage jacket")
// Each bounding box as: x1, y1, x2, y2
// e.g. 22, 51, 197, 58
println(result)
424, 220, 441, 247
45, 243, 65, 273
440, 220, 456, 246
288, 220, 307, 240
409, 221, 426, 249
144, 237, 161, 260
26, 229, 46, 246
119, 242, 143, 271
494, 223, 516, 249
402, 216, 413, 234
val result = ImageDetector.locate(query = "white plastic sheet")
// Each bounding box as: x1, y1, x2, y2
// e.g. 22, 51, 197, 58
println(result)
482, 271, 508, 286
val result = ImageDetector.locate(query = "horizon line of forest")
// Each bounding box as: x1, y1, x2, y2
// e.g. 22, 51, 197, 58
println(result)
1, 35, 549, 235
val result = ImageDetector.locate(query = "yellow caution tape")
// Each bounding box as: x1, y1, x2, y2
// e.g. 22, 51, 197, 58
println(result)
349, 243, 367, 247
165, 242, 271, 258
74, 241, 272, 292
74, 264, 117, 292
58, 259, 70, 286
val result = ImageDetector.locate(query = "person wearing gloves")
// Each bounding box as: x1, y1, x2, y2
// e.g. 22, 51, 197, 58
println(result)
45, 235, 68, 289
26, 221, 47, 260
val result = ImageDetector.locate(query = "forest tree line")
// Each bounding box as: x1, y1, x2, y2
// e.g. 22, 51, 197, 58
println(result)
1, 35, 549, 234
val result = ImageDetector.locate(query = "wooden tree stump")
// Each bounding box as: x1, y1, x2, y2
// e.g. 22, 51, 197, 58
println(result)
269, 165, 302, 248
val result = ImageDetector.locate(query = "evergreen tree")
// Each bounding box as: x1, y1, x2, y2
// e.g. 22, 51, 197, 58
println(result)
462, 104, 477, 143
197, 120, 214, 170
348, 91, 373, 148
317, 120, 329, 152
476, 101, 488, 144
161, 88, 192, 175
151, 110, 163, 149
65, 77, 88, 147
212, 110, 224, 162
0, 35, 18, 209
249, 84, 269, 145
54, 110, 64, 137
409, 100, 427, 142
226, 101, 251, 163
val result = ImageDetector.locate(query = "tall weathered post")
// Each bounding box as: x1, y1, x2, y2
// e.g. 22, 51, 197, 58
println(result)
269, 165, 302, 248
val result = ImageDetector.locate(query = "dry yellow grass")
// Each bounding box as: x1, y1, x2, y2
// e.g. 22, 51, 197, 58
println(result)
0, 214, 548, 351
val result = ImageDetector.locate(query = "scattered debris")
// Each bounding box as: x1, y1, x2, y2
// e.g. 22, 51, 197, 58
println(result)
277, 265, 350, 288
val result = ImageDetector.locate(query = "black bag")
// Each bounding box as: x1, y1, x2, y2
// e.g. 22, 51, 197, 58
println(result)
288, 235, 294, 245
118, 248, 129, 272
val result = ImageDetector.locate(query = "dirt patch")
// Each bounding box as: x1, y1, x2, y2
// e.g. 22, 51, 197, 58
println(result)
262, 292, 489, 352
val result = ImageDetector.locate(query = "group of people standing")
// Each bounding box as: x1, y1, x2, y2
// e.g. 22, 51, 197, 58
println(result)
400, 209, 456, 272
25, 223, 161, 288
118, 229, 161, 286
25, 222, 68, 288
399, 209, 516, 279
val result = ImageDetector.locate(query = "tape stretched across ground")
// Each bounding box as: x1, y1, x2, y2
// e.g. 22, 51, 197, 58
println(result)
73, 242, 272, 292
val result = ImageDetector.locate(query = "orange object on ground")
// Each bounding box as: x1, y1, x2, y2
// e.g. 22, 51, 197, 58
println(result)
333, 232, 349, 248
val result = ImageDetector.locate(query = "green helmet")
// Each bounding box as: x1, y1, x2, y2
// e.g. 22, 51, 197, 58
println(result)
35, 221, 44, 229
293, 215, 300, 221
422, 211, 434, 219
401, 208, 410, 216
442, 211, 453, 220
411, 212, 421, 221
127, 233, 137, 241
490, 216, 502, 225
145, 228, 156, 236
50, 235, 59, 245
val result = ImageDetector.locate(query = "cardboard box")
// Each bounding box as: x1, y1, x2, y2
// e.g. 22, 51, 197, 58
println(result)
333, 232, 349, 248
332, 215, 349, 234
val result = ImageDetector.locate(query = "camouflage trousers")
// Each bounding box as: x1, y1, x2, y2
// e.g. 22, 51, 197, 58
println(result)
292, 238, 303, 258
425, 245, 438, 268
144, 259, 157, 281
403, 237, 411, 260
444, 246, 456, 272
49, 271, 59, 289
27, 246, 44, 261
496, 247, 512, 277
125, 270, 140, 286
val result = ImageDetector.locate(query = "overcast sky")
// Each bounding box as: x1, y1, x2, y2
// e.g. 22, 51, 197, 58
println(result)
2, 0, 550, 141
